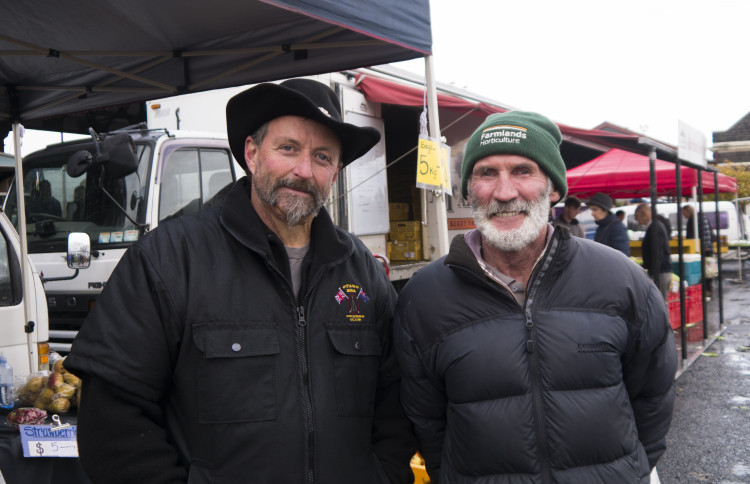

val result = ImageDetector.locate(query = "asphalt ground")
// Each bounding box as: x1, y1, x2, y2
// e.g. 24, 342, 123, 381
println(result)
656, 259, 750, 483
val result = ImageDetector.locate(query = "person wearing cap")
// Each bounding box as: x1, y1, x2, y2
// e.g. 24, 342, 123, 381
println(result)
65, 79, 416, 483
551, 195, 585, 238
588, 191, 631, 256
394, 111, 676, 483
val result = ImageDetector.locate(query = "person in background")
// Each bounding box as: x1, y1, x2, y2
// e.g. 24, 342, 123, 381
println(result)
682, 204, 715, 297
682, 205, 714, 257
552, 195, 585, 237
395, 111, 676, 483
589, 191, 630, 255
65, 79, 416, 483
29, 179, 62, 216
635, 203, 673, 300
616, 209, 626, 222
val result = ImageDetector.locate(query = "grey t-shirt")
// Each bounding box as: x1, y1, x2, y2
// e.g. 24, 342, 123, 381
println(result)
286, 245, 310, 299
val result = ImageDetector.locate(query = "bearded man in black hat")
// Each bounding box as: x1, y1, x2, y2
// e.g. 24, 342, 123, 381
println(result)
65, 79, 417, 483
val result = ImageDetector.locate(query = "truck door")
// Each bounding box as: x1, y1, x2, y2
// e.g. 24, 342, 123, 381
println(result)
157, 146, 235, 224
0, 213, 30, 373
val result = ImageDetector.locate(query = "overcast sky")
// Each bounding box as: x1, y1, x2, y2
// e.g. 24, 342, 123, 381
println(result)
6, 0, 750, 159
394, 0, 750, 156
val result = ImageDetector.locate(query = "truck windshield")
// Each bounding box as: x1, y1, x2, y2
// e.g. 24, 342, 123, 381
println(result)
3, 143, 152, 254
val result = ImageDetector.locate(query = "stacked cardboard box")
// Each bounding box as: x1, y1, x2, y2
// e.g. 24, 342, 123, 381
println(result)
388, 220, 423, 261
388, 203, 410, 221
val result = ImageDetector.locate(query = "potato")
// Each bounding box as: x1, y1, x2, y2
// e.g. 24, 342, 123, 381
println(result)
48, 397, 70, 413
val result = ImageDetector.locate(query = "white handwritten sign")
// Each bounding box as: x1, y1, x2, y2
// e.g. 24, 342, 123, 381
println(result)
19, 424, 79, 458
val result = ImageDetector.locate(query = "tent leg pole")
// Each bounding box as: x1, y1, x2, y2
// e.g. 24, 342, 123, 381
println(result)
424, 55, 450, 259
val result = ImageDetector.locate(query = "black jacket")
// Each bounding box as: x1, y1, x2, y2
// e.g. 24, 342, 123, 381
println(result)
395, 227, 676, 483
66, 178, 416, 483
642, 219, 672, 276
594, 212, 630, 256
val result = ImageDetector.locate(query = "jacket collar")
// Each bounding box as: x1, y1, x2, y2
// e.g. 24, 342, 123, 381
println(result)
219, 177, 353, 266
445, 225, 571, 284
595, 212, 616, 227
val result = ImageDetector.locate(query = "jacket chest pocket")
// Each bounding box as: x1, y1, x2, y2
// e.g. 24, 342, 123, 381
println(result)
326, 325, 382, 417
193, 323, 279, 423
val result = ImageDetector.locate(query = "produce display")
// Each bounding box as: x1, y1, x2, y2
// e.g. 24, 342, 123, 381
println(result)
6, 407, 48, 429
15, 356, 81, 413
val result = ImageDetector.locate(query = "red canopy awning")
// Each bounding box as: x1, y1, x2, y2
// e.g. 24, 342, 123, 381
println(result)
566, 148, 736, 199
355, 73, 505, 117
355, 74, 646, 149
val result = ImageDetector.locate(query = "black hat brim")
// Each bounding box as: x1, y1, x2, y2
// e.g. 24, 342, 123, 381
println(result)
226, 82, 381, 169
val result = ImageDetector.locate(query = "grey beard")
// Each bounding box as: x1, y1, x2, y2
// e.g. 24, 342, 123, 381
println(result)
471, 182, 552, 252
255, 176, 328, 227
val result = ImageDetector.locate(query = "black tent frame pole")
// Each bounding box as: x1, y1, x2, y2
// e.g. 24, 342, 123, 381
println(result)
714, 172, 724, 329
698, 175, 707, 341
649, 148, 659, 280
676, 159, 687, 363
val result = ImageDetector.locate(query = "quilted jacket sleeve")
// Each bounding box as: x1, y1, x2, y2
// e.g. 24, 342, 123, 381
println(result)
371, 276, 419, 483
623, 283, 678, 469
394, 313, 447, 483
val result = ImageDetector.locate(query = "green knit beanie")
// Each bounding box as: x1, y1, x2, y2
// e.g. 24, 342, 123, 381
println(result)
460, 111, 568, 201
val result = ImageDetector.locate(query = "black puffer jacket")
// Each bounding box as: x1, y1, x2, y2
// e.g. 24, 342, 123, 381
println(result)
395, 227, 676, 483
66, 178, 416, 483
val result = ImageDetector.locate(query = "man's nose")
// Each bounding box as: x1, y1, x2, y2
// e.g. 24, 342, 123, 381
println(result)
293, 152, 314, 178
491, 173, 518, 201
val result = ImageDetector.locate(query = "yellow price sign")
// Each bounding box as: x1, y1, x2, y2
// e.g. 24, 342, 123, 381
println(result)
416, 136, 451, 193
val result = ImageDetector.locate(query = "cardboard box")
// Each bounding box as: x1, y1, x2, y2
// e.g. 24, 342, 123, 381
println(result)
389, 221, 422, 242
389, 203, 411, 221
389, 240, 423, 261
390, 221, 422, 235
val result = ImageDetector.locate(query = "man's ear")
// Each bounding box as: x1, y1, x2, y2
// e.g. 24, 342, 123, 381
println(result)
331, 162, 343, 184
244, 136, 258, 174
549, 189, 561, 204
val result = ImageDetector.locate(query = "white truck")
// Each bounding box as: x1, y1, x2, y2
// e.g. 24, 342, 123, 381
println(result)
2, 69, 483, 353
0, 204, 50, 379
2, 128, 243, 353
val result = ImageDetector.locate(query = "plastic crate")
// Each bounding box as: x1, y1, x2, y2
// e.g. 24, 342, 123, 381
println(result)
686, 322, 704, 342
671, 259, 702, 286
667, 294, 681, 330
686, 285, 703, 324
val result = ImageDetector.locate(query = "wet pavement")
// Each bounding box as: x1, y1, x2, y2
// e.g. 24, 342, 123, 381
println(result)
656, 260, 750, 483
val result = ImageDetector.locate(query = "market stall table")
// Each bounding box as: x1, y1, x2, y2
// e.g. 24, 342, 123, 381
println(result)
0, 407, 90, 484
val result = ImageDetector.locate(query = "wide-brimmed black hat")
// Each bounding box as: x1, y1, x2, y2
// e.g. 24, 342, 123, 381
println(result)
226, 78, 381, 169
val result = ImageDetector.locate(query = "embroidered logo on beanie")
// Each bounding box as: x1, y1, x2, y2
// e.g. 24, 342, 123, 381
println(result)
460, 111, 568, 202
479, 124, 527, 146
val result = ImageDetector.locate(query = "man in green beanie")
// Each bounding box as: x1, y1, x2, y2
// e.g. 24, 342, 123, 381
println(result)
394, 111, 676, 483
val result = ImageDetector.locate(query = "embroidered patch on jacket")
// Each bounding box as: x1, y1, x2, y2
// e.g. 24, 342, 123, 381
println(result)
334, 284, 369, 322
577, 343, 614, 353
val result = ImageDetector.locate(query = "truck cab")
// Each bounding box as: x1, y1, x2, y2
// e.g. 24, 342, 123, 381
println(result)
0, 208, 49, 378
2, 126, 243, 353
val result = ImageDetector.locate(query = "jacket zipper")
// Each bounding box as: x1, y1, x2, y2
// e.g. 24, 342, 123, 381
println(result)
523, 235, 559, 484
296, 305, 315, 484
296, 264, 331, 484
455, 232, 560, 483
266, 256, 318, 484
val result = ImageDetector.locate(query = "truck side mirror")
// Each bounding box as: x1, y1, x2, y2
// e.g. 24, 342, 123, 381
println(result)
100, 134, 138, 178
67, 233, 91, 270
65, 132, 138, 179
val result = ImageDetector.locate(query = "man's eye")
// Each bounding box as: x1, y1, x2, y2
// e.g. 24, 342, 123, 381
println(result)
316, 153, 332, 164
280, 144, 294, 152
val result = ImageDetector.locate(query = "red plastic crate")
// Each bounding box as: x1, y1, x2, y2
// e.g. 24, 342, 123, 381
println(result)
686, 322, 704, 342
686, 285, 703, 324
667, 295, 681, 330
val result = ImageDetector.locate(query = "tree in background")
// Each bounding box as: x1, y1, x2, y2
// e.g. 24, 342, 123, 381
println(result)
717, 162, 750, 209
